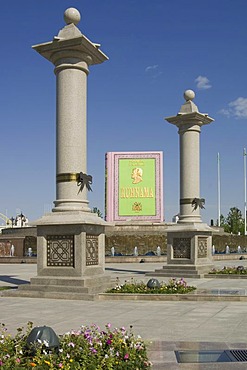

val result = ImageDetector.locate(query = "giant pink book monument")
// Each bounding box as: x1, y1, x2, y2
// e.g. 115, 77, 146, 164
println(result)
105, 151, 164, 222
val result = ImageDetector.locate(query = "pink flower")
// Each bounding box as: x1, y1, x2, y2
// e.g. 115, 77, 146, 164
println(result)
124, 353, 129, 360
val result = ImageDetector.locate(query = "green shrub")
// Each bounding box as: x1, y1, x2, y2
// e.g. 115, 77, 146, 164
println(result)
107, 278, 196, 294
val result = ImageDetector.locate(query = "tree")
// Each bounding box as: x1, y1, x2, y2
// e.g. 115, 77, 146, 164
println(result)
219, 214, 226, 227
221, 207, 244, 235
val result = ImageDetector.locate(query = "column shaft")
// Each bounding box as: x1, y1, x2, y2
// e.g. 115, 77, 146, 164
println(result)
179, 124, 201, 223
53, 59, 90, 212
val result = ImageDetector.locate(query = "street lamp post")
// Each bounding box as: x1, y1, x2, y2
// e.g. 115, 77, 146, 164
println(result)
244, 148, 247, 235
217, 152, 221, 227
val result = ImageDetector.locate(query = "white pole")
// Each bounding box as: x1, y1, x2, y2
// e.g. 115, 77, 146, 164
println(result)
217, 152, 221, 226
244, 148, 247, 235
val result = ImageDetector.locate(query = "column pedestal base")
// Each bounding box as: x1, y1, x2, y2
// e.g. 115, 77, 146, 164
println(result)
147, 223, 213, 279
9, 212, 113, 300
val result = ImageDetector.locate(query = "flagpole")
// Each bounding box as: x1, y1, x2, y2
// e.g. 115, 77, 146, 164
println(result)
244, 148, 247, 235
217, 152, 221, 226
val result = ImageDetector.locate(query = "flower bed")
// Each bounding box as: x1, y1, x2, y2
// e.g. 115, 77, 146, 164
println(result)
0, 322, 152, 369
209, 266, 247, 275
107, 278, 196, 294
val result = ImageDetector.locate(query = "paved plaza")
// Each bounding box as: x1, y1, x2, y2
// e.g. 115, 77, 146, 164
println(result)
1, 260, 247, 369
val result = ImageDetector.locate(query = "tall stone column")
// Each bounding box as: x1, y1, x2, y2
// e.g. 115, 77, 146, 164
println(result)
33, 8, 108, 212
13, 8, 112, 300
54, 50, 89, 212
166, 90, 213, 223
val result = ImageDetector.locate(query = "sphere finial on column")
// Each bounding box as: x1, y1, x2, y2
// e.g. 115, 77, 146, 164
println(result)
184, 89, 195, 101
64, 8, 81, 25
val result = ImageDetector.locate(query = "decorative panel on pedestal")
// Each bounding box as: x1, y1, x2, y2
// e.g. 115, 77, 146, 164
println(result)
86, 235, 99, 266
198, 237, 207, 258
173, 237, 191, 259
47, 235, 74, 267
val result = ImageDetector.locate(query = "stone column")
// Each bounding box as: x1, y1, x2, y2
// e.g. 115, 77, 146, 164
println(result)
54, 50, 89, 212
33, 8, 108, 212
146, 90, 214, 277
166, 90, 214, 223
13, 8, 112, 300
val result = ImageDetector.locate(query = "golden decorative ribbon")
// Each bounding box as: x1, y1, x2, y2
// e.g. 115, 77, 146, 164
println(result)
56, 173, 78, 183
56, 172, 93, 193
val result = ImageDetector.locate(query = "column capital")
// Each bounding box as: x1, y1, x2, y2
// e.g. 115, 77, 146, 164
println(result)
165, 90, 214, 130
32, 8, 108, 67
33, 35, 108, 66
166, 111, 214, 131
51, 50, 92, 75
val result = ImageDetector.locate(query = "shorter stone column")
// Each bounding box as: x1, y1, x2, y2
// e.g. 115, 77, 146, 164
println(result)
166, 90, 214, 223
147, 91, 214, 278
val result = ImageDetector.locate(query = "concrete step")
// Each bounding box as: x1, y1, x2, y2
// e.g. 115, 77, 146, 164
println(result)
146, 272, 202, 278
146, 264, 213, 278
152, 269, 201, 274
19, 282, 113, 294
19, 284, 89, 293
146, 268, 204, 278
153, 265, 208, 271
30, 275, 111, 287
3, 288, 97, 301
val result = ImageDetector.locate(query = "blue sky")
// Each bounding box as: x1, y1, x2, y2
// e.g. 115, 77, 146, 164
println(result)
0, 0, 247, 225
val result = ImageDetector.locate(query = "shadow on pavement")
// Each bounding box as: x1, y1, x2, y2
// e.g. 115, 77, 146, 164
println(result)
0, 276, 29, 286
105, 267, 146, 275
